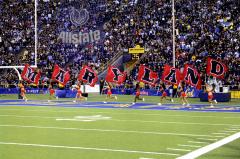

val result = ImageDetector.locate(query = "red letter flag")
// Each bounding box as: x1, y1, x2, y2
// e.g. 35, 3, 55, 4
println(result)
206, 57, 228, 79
137, 65, 158, 86
106, 66, 126, 84
51, 64, 70, 86
182, 64, 202, 89
21, 64, 41, 85
78, 65, 98, 87
161, 65, 182, 85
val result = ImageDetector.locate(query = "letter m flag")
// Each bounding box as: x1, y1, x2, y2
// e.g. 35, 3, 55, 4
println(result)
21, 64, 41, 85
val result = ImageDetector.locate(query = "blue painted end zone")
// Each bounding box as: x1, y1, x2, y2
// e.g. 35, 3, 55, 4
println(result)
0, 100, 239, 113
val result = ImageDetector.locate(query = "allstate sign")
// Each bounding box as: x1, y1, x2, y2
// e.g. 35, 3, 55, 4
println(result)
57, 5, 102, 45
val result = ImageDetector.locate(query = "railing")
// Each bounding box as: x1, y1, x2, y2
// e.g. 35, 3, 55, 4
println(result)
97, 50, 123, 74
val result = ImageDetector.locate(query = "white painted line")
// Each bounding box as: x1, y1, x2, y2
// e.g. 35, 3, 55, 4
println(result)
188, 141, 207, 144
0, 114, 238, 127
0, 114, 58, 119
167, 148, 191, 152
0, 141, 180, 156
214, 136, 225, 138
178, 144, 202, 148
112, 119, 238, 127
56, 115, 111, 122
177, 132, 240, 159
197, 138, 218, 141
228, 128, 240, 131
0, 124, 216, 137
230, 126, 240, 128
212, 132, 229, 135
0, 108, 237, 119
224, 117, 240, 119
220, 130, 237, 133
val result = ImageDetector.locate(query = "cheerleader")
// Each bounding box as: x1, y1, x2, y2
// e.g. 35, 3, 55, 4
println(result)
179, 82, 190, 107
19, 83, 28, 102
48, 85, 58, 102
73, 83, 87, 103
206, 84, 217, 107
158, 82, 173, 105
133, 82, 144, 104
104, 82, 117, 103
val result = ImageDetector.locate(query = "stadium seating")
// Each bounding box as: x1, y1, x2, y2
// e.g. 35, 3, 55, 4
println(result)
0, 0, 239, 89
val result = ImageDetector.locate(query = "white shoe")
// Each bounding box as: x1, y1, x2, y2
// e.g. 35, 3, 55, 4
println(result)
186, 103, 190, 107
85, 97, 88, 101
73, 100, 76, 103
103, 101, 107, 104
25, 99, 28, 102
56, 96, 58, 100
214, 100, 217, 104
115, 96, 117, 100
132, 102, 135, 104
182, 103, 186, 106
171, 99, 174, 102
142, 98, 145, 102
48, 100, 50, 102
158, 103, 162, 105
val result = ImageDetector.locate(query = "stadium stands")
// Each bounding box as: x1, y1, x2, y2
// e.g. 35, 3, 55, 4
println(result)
0, 0, 239, 89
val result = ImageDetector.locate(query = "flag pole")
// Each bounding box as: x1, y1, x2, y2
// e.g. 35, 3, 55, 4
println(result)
172, 0, 176, 68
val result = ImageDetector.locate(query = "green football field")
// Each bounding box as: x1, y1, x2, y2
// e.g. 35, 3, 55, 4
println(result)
0, 94, 239, 159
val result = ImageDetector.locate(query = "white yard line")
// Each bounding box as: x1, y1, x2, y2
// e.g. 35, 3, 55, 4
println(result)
167, 148, 192, 152
188, 141, 207, 144
0, 114, 239, 127
220, 130, 237, 133
196, 138, 218, 141
212, 132, 229, 135
0, 108, 239, 119
0, 114, 58, 119
0, 124, 217, 138
112, 119, 239, 127
0, 141, 180, 156
178, 144, 202, 148
223, 117, 240, 119
177, 132, 240, 159
228, 128, 240, 131
213, 136, 225, 138
230, 126, 240, 128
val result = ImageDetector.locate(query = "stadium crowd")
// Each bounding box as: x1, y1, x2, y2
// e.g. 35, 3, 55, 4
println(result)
0, 0, 239, 89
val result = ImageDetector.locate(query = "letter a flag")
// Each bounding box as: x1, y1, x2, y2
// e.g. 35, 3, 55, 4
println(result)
206, 57, 228, 79
51, 64, 70, 86
137, 65, 158, 86
161, 65, 182, 85
21, 64, 41, 85
106, 66, 126, 84
78, 65, 98, 87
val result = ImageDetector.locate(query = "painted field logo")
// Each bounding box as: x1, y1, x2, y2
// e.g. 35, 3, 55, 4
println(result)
56, 115, 111, 122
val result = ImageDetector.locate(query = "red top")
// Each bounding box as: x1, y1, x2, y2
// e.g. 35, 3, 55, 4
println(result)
49, 88, 55, 95
77, 88, 82, 95
21, 87, 26, 94
107, 88, 112, 94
